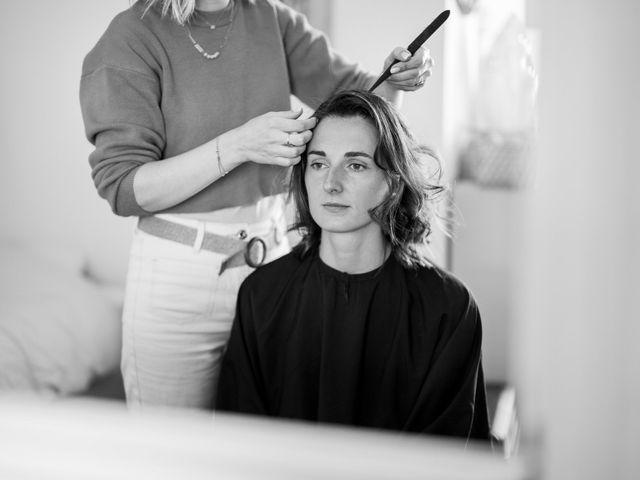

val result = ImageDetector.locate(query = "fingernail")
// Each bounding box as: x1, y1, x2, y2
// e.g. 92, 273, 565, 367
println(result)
390, 65, 400, 74
401, 51, 411, 61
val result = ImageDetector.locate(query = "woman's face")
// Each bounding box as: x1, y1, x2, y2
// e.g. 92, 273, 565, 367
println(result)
304, 115, 389, 238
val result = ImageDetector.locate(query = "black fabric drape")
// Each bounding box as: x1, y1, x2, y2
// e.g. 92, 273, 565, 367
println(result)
216, 251, 490, 440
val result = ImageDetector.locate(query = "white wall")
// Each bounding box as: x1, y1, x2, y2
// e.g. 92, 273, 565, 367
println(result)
0, 1, 134, 287
453, 185, 523, 383
514, 1, 640, 478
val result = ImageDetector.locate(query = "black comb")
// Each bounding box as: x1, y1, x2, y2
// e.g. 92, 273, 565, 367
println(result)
368, 10, 450, 93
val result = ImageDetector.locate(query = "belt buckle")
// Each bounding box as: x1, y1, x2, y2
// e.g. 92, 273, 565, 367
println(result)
244, 236, 267, 268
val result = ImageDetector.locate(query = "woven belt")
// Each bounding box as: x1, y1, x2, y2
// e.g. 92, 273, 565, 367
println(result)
138, 216, 278, 274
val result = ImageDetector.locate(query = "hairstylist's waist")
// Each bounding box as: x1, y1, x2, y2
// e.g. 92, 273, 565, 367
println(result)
150, 163, 288, 216
137, 209, 288, 273
177, 194, 286, 225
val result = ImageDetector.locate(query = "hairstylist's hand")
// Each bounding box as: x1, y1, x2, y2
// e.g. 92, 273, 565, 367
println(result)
224, 109, 317, 168
382, 46, 434, 91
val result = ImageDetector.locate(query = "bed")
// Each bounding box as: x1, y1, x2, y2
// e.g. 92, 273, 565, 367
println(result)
0, 240, 124, 399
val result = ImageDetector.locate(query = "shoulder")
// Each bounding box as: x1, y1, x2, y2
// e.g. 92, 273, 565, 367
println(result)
222, 0, 297, 38
421, 264, 476, 303
248, 0, 294, 14
81, 3, 163, 78
251, 0, 307, 28
107, 2, 149, 33
95, 3, 155, 49
239, 0, 288, 17
410, 262, 480, 324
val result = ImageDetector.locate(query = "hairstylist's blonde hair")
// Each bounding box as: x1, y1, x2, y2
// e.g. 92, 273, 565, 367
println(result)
140, 0, 197, 25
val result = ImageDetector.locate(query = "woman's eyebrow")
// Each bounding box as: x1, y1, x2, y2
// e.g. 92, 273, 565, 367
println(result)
345, 151, 373, 159
307, 150, 373, 159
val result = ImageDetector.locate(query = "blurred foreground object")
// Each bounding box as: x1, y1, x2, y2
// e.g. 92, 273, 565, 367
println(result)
0, 396, 525, 480
489, 384, 520, 458
0, 241, 122, 394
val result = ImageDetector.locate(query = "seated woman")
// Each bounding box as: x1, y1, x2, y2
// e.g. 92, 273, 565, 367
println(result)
216, 90, 490, 440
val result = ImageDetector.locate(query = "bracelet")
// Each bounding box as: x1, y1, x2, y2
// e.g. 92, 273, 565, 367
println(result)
216, 138, 228, 177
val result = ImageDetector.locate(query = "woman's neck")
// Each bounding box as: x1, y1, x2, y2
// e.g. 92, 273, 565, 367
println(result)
195, 0, 231, 12
319, 228, 389, 274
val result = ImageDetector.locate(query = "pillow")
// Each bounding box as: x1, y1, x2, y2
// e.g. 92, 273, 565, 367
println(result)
0, 243, 122, 395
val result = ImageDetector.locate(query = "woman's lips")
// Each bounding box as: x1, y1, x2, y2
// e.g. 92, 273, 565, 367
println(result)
322, 202, 349, 212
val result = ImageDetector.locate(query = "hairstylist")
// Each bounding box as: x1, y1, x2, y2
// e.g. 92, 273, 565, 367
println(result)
80, 0, 433, 409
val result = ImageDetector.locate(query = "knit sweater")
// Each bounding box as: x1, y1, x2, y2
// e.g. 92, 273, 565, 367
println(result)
80, 0, 375, 217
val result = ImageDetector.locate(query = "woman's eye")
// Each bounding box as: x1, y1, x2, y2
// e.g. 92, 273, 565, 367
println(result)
308, 160, 326, 170
348, 163, 367, 172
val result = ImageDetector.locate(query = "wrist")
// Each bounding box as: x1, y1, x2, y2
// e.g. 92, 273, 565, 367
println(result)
215, 131, 245, 173
215, 137, 228, 177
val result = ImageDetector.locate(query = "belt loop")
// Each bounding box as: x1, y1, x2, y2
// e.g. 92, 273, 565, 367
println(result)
193, 222, 205, 252
272, 217, 284, 245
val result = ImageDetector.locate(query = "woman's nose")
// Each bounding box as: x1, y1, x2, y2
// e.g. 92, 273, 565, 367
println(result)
323, 167, 344, 193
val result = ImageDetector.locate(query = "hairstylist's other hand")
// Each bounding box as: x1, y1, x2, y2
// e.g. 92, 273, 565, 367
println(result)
382, 46, 434, 91
226, 109, 317, 167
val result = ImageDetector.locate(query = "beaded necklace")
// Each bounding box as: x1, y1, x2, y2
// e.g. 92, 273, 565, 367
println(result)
185, 0, 236, 60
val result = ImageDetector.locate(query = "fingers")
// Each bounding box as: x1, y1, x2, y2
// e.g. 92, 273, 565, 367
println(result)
385, 46, 434, 91
270, 143, 305, 167
273, 113, 315, 150
389, 46, 433, 73
271, 127, 311, 169
264, 138, 305, 162
268, 125, 312, 154
388, 67, 432, 90
281, 129, 313, 147
245, 109, 317, 167
267, 108, 304, 120
383, 47, 411, 69
274, 115, 317, 133
267, 108, 315, 128
278, 141, 306, 157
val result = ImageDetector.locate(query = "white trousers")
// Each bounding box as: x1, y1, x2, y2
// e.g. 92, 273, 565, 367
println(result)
121, 212, 290, 409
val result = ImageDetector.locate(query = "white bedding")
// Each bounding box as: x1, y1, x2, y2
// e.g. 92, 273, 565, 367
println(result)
0, 242, 122, 394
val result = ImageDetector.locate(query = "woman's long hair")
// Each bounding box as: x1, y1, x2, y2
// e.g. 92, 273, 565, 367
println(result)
139, 0, 198, 25
290, 89, 448, 269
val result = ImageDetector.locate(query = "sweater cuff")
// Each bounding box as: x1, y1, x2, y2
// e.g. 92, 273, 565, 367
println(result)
114, 168, 151, 217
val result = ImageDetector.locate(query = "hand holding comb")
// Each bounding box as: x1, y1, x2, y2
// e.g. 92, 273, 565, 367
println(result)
368, 10, 450, 93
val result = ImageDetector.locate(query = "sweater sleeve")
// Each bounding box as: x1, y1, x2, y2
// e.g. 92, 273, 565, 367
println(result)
274, 2, 376, 109
79, 17, 164, 217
